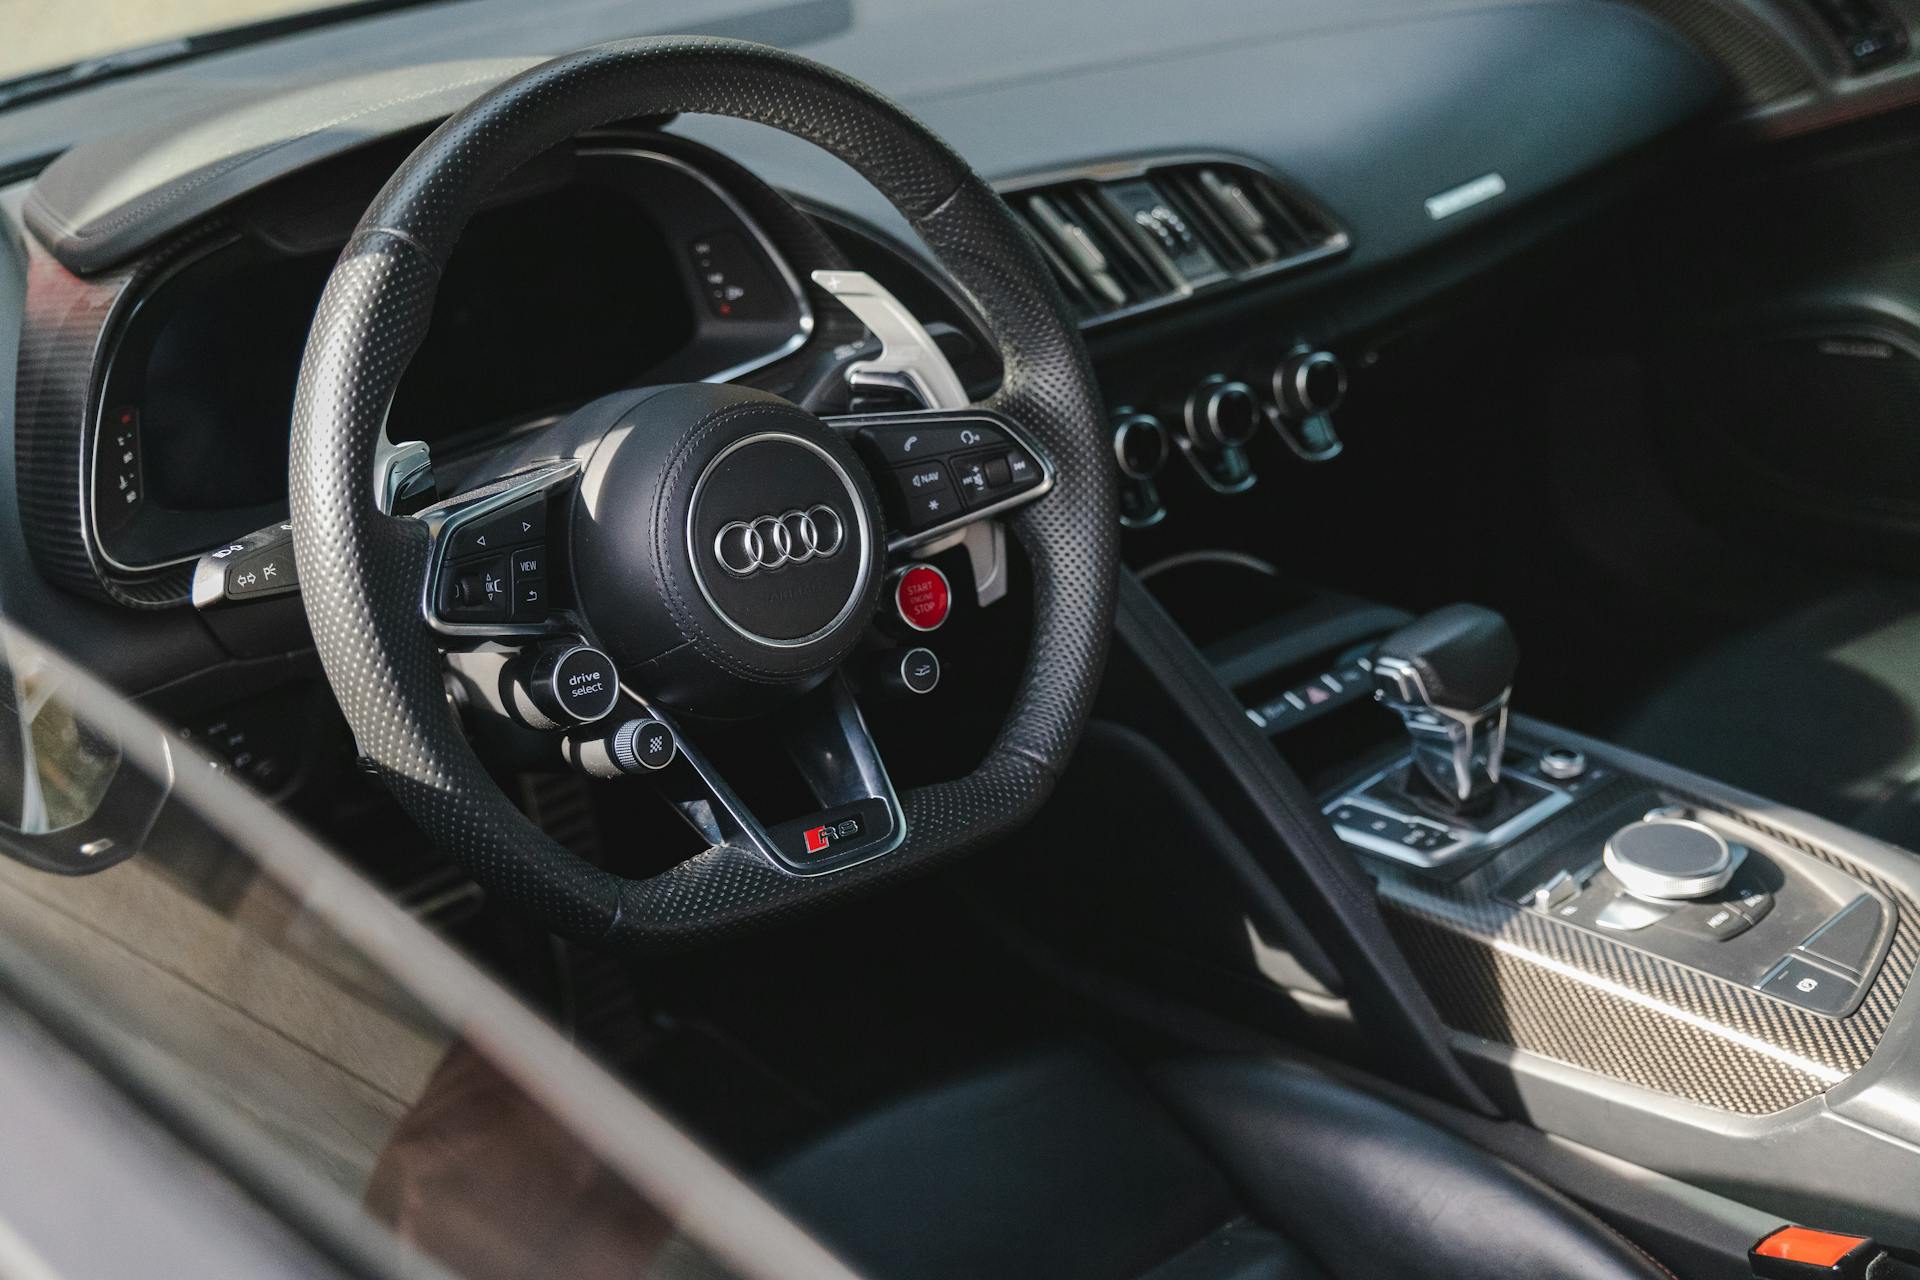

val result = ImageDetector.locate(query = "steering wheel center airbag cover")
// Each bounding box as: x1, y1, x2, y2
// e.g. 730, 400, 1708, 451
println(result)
571, 384, 882, 713
689, 434, 868, 646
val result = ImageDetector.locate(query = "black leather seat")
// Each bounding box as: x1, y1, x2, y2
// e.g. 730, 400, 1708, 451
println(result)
762, 1046, 1669, 1280
1615, 583, 1920, 851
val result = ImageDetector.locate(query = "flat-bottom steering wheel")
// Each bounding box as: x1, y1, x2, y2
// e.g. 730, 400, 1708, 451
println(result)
289, 37, 1117, 949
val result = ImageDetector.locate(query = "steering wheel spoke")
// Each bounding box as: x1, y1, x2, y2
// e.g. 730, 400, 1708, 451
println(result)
567, 677, 906, 876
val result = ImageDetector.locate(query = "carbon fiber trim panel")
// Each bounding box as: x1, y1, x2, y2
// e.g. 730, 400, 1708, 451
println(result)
1383, 783, 1916, 1115
11, 215, 210, 608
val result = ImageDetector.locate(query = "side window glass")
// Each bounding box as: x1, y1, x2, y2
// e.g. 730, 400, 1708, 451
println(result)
0, 627, 832, 1280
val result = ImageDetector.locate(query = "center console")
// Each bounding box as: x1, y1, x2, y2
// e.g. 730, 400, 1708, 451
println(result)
1102, 560, 1920, 1249
1318, 605, 1900, 1038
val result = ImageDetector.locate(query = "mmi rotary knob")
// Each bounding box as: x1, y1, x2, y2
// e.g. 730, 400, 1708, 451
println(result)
1604, 816, 1736, 902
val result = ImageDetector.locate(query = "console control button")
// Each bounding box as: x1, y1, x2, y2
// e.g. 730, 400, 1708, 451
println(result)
1539, 747, 1587, 781
1334, 808, 1413, 844
1328, 806, 1453, 855
1399, 824, 1453, 855
1758, 955, 1859, 1017
447, 495, 545, 559
1665, 901, 1754, 942
860, 421, 1006, 464
441, 555, 510, 621
891, 564, 951, 633
882, 463, 963, 531
1729, 880, 1774, 926
1595, 894, 1670, 932
1799, 896, 1883, 977
1526, 870, 1577, 912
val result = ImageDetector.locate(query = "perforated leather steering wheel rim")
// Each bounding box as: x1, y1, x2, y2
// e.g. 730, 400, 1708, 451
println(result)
288, 36, 1117, 950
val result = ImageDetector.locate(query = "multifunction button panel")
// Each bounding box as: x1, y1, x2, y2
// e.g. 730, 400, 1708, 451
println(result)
1247, 644, 1374, 735
842, 410, 1048, 540
438, 494, 550, 626
423, 466, 578, 638
202, 521, 299, 602
1502, 805, 1895, 1018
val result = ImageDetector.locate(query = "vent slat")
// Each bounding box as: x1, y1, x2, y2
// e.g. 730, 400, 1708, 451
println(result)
1064, 185, 1165, 297
1003, 160, 1345, 325
1161, 171, 1254, 273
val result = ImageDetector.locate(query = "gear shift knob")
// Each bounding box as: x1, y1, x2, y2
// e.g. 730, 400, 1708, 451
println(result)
1372, 604, 1518, 809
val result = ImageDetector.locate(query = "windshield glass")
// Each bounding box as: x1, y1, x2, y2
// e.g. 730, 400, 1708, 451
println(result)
4, 0, 413, 82
0, 619, 854, 1280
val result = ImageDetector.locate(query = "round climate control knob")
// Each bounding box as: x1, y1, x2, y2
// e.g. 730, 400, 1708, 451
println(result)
1112, 412, 1171, 479
1273, 350, 1348, 419
1183, 376, 1260, 450
1604, 816, 1735, 902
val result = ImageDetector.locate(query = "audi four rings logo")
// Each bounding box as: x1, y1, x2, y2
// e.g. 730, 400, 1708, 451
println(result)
714, 505, 846, 577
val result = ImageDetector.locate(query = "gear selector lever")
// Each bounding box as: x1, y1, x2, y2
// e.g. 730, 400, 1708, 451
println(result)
1372, 604, 1519, 811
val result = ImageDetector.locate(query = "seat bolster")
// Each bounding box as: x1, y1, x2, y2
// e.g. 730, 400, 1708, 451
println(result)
1149, 1059, 1672, 1280
762, 1045, 1244, 1280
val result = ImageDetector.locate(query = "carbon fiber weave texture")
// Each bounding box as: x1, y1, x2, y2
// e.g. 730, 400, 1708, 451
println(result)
1385, 785, 1917, 1114
289, 37, 1116, 949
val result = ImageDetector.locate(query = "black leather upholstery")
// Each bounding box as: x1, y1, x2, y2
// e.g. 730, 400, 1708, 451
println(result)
763, 1047, 1669, 1280
1616, 584, 1920, 853
1153, 1058, 1671, 1280
1374, 603, 1519, 710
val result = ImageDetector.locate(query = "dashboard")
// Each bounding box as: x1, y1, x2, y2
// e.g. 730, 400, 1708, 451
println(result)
0, 0, 1906, 708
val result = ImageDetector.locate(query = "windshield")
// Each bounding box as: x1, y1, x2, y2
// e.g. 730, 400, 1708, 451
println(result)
0, 619, 855, 1280
4, 0, 430, 83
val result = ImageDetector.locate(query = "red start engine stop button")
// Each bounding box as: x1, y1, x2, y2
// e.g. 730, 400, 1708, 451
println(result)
893, 564, 951, 632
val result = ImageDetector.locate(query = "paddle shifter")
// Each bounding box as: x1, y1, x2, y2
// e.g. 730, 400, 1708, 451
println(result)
1371, 604, 1518, 812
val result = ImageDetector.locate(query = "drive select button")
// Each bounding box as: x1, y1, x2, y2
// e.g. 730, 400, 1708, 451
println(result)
892, 564, 950, 632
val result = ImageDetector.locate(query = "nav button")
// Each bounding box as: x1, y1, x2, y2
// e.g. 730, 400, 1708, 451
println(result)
884, 462, 962, 532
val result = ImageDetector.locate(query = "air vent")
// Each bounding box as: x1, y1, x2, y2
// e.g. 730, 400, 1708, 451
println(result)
1014, 182, 1177, 320
1005, 159, 1347, 326
1157, 164, 1345, 274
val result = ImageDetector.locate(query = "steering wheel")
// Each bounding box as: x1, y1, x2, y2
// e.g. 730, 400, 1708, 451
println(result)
289, 37, 1117, 949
